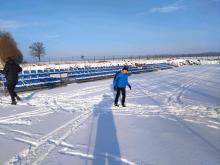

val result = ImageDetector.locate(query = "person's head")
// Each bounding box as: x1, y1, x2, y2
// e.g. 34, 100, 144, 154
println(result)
122, 66, 129, 74
6, 57, 13, 62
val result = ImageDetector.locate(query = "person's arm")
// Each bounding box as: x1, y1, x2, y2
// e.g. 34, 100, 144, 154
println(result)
127, 82, 131, 90
126, 76, 131, 90
113, 74, 120, 90
2, 63, 9, 75
17, 64, 22, 72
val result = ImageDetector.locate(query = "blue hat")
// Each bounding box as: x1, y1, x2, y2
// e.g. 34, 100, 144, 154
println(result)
122, 66, 129, 71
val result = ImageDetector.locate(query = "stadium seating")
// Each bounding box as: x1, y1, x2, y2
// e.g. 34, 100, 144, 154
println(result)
0, 63, 175, 90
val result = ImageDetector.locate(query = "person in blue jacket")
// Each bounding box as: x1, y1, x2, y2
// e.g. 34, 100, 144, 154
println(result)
113, 66, 131, 107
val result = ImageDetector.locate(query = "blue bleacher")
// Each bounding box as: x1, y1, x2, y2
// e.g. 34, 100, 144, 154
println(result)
55, 69, 60, 73
37, 70, 44, 74
0, 63, 174, 89
31, 70, 37, 74
23, 70, 30, 75
0, 74, 5, 81
50, 69, 55, 73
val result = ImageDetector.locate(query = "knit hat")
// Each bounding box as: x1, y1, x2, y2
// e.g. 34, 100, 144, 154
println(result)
122, 66, 129, 71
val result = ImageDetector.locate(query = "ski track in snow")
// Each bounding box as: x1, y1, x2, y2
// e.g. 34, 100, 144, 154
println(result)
7, 111, 92, 165
13, 137, 38, 147
1, 85, 108, 164
10, 129, 36, 138
58, 148, 138, 165
0, 84, 108, 126
130, 67, 220, 129
0, 65, 219, 164
0, 131, 5, 135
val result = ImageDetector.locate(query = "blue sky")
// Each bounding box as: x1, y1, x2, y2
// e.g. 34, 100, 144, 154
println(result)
0, 0, 220, 60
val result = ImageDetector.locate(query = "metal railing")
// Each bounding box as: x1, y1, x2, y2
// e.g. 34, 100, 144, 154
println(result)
24, 54, 220, 64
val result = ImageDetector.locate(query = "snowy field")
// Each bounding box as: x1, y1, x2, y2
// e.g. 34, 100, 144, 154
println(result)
0, 65, 220, 165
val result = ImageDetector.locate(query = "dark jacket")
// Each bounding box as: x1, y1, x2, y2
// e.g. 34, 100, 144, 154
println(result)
0, 59, 22, 83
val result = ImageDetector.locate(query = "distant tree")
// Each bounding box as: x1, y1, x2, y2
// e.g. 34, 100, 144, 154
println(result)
80, 55, 85, 61
0, 31, 23, 64
29, 42, 45, 62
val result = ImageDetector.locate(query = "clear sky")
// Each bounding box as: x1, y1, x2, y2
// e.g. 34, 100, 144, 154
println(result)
0, 0, 220, 60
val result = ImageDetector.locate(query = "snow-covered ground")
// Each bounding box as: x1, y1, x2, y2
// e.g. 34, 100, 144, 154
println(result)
0, 65, 220, 165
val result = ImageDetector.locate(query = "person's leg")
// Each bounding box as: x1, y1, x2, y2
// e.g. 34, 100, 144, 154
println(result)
12, 82, 22, 100
12, 83, 17, 97
114, 87, 121, 105
7, 83, 16, 103
121, 88, 126, 106
12, 83, 21, 100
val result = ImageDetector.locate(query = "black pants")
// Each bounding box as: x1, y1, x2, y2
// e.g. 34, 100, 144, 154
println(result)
6, 82, 17, 102
114, 87, 126, 105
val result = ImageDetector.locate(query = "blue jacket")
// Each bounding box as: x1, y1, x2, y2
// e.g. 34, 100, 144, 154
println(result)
113, 72, 130, 88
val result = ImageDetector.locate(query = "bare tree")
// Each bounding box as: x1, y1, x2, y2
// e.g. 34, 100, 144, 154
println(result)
29, 42, 45, 62
80, 55, 85, 61
0, 31, 23, 64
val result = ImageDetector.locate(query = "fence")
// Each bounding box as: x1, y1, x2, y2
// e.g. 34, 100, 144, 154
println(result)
25, 54, 220, 64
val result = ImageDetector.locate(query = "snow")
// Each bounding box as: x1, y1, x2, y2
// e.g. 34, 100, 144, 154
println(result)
1, 57, 218, 71
0, 64, 220, 165
0, 132, 5, 135
58, 148, 95, 160
10, 129, 36, 138
13, 137, 38, 147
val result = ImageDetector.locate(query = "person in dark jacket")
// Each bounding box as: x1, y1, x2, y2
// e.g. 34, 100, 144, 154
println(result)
113, 66, 131, 107
0, 57, 22, 105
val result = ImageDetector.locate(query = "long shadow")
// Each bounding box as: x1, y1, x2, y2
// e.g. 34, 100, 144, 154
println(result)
92, 94, 122, 165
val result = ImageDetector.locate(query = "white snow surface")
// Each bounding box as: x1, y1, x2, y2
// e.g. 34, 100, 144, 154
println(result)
0, 65, 220, 165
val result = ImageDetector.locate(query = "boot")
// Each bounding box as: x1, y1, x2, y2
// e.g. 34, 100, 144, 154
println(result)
114, 103, 119, 107
16, 96, 21, 101
11, 100, 17, 105
122, 104, 126, 107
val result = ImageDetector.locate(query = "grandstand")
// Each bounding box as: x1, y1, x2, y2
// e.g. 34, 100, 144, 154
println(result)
0, 63, 175, 92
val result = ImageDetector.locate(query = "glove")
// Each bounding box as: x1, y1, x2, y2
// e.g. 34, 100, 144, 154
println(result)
128, 84, 131, 90
114, 86, 117, 91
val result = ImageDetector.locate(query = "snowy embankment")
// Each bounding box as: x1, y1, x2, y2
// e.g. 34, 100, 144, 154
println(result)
169, 58, 220, 66
0, 57, 217, 71
0, 65, 220, 165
